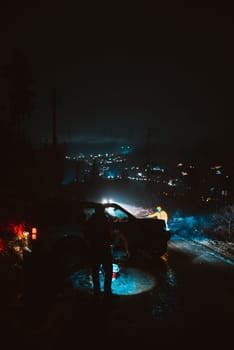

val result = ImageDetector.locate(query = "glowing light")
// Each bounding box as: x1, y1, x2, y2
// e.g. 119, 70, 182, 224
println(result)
112, 263, 120, 279
168, 179, 177, 187
102, 198, 113, 204
0, 238, 5, 252
32, 234, 37, 240
152, 166, 164, 172
105, 207, 116, 216
9, 223, 25, 238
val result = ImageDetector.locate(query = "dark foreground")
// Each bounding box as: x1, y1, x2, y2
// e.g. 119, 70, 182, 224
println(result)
2, 239, 234, 348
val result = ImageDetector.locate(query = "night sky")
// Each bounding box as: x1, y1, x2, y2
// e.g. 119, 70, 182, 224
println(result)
1, 4, 234, 153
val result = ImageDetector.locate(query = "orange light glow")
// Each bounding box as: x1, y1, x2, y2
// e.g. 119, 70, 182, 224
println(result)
31, 233, 37, 240
10, 223, 25, 237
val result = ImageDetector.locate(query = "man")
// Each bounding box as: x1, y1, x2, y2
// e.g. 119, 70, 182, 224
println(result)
146, 206, 169, 230
85, 206, 113, 297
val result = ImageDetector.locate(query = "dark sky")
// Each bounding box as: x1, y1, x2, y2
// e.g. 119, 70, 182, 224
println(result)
1, 4, 234, 153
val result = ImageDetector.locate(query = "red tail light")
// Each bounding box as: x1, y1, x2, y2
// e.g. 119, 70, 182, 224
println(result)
31, 227, 38, 240
0, 238, 5, 252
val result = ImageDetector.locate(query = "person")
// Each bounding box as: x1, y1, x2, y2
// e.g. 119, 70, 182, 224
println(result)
146, 206, 169, 230
111, 229, 130, 262
85, 206, 113, 297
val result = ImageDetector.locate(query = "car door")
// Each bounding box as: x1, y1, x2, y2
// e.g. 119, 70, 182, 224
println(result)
104, 204, 143, 248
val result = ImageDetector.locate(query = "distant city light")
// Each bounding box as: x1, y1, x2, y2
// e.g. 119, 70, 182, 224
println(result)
63, 149, 231, 207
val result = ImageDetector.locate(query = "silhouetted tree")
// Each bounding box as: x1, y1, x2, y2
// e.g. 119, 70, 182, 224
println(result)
0, 49, 35, 198
207, 205, 234, 242
75, 161, 81, 182
121, 168, 129, 183
3, 49, 34, 134
90, 160, 100, 181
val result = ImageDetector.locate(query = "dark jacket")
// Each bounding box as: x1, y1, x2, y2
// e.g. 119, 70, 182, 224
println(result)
85, 210, 112, 256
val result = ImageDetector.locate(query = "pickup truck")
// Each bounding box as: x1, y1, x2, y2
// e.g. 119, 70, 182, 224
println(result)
26, 198, 171, 267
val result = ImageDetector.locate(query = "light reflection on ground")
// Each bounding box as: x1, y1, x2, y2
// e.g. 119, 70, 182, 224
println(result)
70, 266, 156, 296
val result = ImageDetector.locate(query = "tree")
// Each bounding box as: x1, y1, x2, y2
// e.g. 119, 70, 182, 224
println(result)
0, 49, 35, 197
207, 205, 234, 242
90, 160, 100, 181
3, 49, 34, 134
121, 168, 129, 183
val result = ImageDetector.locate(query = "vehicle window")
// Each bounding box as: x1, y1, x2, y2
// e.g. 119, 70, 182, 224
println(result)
105, 206, 129, 221
83, 208, 95, 221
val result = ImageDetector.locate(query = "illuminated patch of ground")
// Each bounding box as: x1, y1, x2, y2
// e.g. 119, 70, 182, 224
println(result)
70, 266, 156, 296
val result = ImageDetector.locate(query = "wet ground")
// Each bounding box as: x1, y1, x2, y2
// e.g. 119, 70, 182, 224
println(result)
3, 236, 234, 348
23, 239, 234, 347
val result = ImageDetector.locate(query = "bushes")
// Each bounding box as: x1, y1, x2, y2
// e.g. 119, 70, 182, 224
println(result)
170, 206, 234, 243
204, 205, 234, 242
